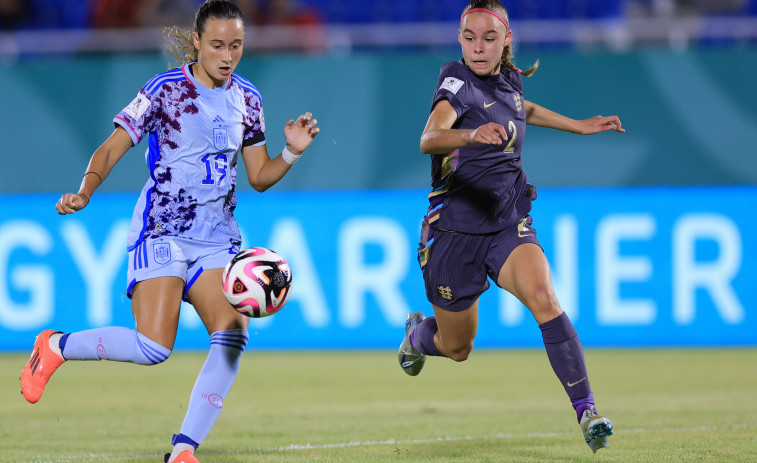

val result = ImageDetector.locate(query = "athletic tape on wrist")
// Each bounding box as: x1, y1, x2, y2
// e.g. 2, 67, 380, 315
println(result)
281, 146, 302, 165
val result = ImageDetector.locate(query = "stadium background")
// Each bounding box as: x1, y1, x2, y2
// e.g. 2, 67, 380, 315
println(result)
0, 0, 755, 350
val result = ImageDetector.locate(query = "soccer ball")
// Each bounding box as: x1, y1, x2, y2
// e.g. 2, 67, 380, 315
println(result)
222, 247, 293, 318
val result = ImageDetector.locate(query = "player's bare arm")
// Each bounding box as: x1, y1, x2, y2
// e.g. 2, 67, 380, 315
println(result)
242, 112, 319, 192
55, 126, 133, 215
524, 100, 624, 135
420, 99, 508, 154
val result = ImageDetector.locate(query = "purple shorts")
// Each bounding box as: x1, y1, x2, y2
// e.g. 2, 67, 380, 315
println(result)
418, 215, 542, 311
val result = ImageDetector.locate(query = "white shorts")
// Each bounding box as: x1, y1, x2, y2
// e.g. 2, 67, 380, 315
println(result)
127, 236, 239, 301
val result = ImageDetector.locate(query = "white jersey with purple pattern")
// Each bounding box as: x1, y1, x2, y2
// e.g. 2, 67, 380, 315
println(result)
114, 63, 265, 251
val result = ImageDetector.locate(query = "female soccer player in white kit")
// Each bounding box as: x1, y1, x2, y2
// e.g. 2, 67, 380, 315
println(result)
20, 1, 319, 462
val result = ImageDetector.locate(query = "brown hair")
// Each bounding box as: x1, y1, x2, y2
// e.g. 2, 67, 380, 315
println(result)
165, 0, 245, 65
461, 0, 539, 77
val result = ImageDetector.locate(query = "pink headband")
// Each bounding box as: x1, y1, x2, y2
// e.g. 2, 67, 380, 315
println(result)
461, 8, 509, 30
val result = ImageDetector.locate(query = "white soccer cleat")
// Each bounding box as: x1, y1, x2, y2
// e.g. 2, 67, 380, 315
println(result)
579, 408, 614, 453
398, 312, 426, 376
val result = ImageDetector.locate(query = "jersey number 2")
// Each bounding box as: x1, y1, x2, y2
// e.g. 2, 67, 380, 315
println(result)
201, 153, 228, 185
503, 121, 517, 153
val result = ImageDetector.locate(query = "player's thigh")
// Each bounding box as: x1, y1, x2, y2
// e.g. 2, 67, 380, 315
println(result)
131, 276, 185, 349
432, 300, 479, 348
187, 268, 249, 334
496, 243, 561, 323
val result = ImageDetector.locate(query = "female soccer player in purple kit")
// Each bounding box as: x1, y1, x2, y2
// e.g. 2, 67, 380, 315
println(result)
20, 1, 319, 462
398, 0, 624, 453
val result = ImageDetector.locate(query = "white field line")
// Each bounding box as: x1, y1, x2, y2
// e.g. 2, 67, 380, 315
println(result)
26, 422, 756, 462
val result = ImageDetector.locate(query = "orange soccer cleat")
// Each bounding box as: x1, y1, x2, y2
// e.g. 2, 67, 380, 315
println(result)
20, 330, 65, 404
165, 450, 200, 463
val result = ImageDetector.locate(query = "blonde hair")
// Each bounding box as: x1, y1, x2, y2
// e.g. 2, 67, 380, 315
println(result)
461, 0, 539, 77
165, 26, 197, 65
164, 0, 244, 65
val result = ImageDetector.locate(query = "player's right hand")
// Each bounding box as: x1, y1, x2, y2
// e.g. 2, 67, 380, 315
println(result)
469, 122, 508, 146
56, 193, 89, 215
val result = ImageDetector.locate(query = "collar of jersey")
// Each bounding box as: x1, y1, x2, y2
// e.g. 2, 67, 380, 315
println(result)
182, 63, 232, 96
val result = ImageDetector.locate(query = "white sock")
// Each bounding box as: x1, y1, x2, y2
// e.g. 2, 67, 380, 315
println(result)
168, 443, 194, 462
178, 330, 248, 443
58, 327, 171, 365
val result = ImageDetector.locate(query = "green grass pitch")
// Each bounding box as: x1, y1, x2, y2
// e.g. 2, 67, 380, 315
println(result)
2, 348, 756, 462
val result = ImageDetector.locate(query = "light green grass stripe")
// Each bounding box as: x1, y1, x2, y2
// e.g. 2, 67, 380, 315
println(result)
45, 421, 757, 462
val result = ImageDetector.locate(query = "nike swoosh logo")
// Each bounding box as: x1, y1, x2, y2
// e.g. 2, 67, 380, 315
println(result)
567, 377, 587, 387
484, 101, 496, 108
517, 218, 532, 238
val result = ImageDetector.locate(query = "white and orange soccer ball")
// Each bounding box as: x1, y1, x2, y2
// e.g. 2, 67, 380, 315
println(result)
222, 247, 292, 318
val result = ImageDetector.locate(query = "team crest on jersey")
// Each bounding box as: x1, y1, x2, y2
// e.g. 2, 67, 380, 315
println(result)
213, 115, 228, 151
213, 128, 228, 150
153, 243, 171, 265
513, 94, 523, 112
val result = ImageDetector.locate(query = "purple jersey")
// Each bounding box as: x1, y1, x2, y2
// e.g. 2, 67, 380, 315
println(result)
424, 60, 531, 234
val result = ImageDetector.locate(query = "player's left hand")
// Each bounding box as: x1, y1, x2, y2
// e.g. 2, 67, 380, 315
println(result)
284, 112, 320, 155
576, 115, 625, 135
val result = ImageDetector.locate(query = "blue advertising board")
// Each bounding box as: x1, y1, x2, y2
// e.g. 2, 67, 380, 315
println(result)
1, 187, 755, 350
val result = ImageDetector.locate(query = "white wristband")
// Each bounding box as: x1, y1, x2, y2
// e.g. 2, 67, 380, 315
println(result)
281, 146, 302, 165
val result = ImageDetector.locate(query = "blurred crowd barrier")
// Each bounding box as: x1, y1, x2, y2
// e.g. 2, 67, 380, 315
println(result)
2, 0, 757, 30
1, 0, 756, 54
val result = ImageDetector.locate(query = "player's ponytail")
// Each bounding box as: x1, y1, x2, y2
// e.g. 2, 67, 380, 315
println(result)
165, 0, 245, 66
461, 0, 539, 77
502, 44, 539, 77
164, 26, 196, 65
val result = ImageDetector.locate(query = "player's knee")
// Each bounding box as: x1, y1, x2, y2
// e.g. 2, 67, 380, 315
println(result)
445, 341, 474, 362
145, 350, 171, 365
525, 285, 561, 319
143, 356, 170, 365
135, 332, 172, 365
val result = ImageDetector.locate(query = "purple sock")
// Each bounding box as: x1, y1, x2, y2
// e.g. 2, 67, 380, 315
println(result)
410, 316, 443, 356
539, 312, 594, 422
573, 393, 596, 420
